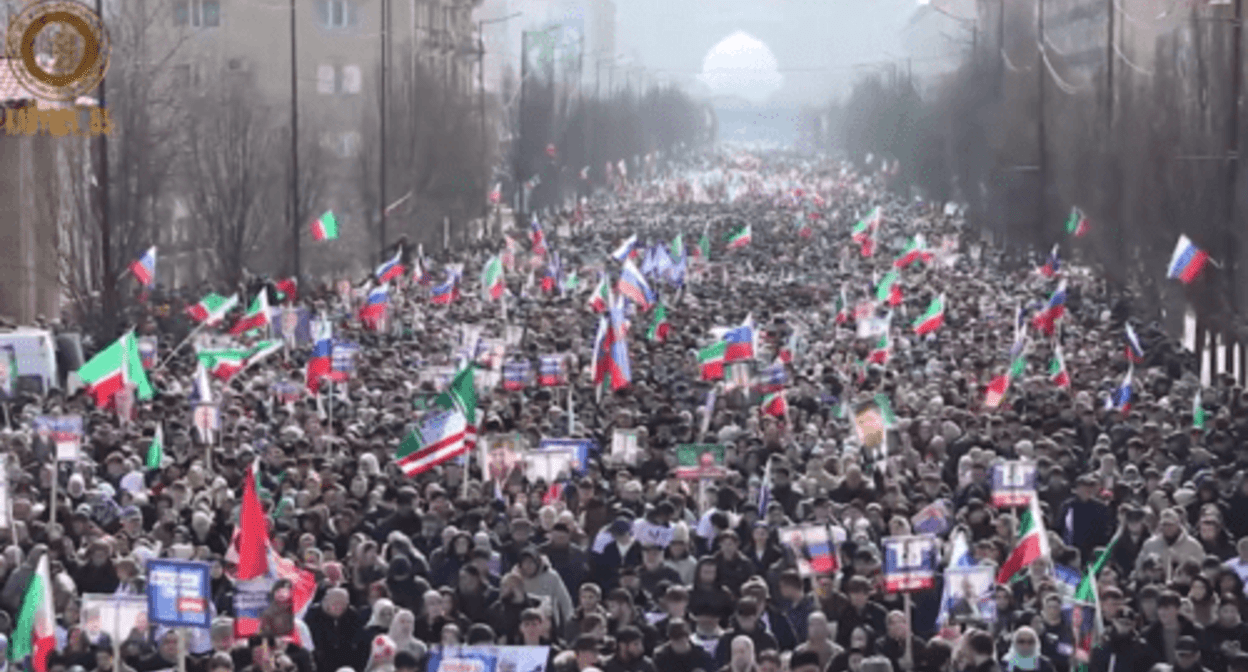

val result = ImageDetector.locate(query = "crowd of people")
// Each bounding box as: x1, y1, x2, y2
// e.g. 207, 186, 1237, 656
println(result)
1, 150, 1246, 672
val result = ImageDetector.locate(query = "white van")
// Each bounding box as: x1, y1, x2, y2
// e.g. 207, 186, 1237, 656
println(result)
0, 327, 59, 395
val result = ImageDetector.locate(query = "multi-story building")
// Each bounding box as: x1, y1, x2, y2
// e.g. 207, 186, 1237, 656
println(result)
147, 0, 482, 286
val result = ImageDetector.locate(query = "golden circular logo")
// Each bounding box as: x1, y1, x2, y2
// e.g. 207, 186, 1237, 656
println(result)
5, 0, 110, 102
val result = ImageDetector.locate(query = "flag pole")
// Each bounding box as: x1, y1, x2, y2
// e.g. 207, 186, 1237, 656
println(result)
49, 460, 57, 528
157, 320, 210, 371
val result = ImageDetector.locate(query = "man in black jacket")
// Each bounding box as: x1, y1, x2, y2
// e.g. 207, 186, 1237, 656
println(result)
713, 598, 779, 669
653, 620, 715, 672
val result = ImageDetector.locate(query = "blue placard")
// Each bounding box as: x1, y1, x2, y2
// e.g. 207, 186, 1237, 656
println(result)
146, 559, 212, 628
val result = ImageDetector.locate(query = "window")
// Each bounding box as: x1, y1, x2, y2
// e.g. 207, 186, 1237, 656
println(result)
173, 0, 219, 27
317, 0, 355, 29
317, 65, 335, 94
340, 131, 360, 158
341, 65, 360, 93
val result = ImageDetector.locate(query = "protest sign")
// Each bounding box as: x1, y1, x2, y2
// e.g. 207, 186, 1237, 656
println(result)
137, 337, 158, 370
610, 429, 640, 465
940, 566, 998, 626
34, 415, 83, 461
146, 559, 212, 628
674, 444, 727, 479
485, 435, 524, 482
193, 403, 220, 444
81, 594, 148, 646
426, 645, 550, 672
882, 534, 939, 593
992, 461, 1037, 508
778, 524, 838, 576
536, 439, 593, 475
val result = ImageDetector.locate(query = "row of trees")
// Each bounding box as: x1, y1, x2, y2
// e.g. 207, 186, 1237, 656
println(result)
801, 0, 1246, 335
505, 74, 715, 215
53, 0, 492, 337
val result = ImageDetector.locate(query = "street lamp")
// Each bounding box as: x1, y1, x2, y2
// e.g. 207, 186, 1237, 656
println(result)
477, 12, 523, 179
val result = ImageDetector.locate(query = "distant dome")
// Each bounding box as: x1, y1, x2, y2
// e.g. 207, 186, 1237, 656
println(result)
699, 30, 784, 104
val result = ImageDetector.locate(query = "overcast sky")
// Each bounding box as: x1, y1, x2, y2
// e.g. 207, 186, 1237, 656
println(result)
613, 0, 931, 106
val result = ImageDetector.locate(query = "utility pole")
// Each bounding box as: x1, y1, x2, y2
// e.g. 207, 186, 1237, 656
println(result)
1227, 0, 1243, 366
1037, 0, 1047, 242
518, 31, 528, 217
289, 0, 300, 280
95, 0, 113, 326
1106, 0, 1115, 128
478, 19, 487, 175
379, 0, 389, 263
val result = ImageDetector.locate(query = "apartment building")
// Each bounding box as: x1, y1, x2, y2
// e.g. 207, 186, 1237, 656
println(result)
153, 0, 482, 285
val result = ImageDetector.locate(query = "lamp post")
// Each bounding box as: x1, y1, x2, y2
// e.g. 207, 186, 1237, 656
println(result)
477, 13, 523, 183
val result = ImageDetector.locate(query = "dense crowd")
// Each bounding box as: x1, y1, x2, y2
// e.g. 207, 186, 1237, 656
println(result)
2, 150, 1246, 672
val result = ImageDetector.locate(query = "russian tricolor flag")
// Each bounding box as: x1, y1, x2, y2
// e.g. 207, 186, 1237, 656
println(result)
723, 315, 755, 362
430, 275, 458, 305
1167, 234, 1210, 284
1031, 281, 1067, 336
1108, 367, 1133, 414
306, 322, 333, 394
530, 216, 548, 256
1124, 323, 1145, 364
359, 285, 389, 329
616, 259, 654, 310
129, 246, 157, 287
375, 250, 406, 283
611, 234, 637, 262
1039, 243, 1061, 278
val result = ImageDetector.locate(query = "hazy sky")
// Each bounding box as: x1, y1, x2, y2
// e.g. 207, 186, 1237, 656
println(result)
614, 0, 928, 106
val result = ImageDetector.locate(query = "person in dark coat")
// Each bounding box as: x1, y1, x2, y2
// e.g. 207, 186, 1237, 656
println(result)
592, 517, 642, 591
1058, 474, 1113, 564
541, 522, 590, 596
1141, 591, 1206, 667
1092, 608, 1156, 672
713, 598, 779, 670
305, 587, 365, 672
653, 620, 715, 672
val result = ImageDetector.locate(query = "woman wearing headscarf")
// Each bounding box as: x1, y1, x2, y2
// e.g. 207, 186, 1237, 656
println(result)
1001, 627, 1054, 672
430, 532, 475, 588
717, 635, 759, 672
388, 609, 423, 659
364, 635, 397, 672
357, 598, 396, 654
385, 555, 432, 613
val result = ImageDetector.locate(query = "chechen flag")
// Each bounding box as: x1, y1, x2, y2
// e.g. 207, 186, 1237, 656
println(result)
229, 293, 271, 336
10, 554, 55, 672
1049, 346, 1070, 388
77, 331, 153, 410
760, 391, 787, 418
129, 247, 157, 287
588, 276, 610, 313
912, 295, 946, 336
1167, 234, 1210, 284
894, 235, 932, 268
186, 292, 238, 325
395, 409, 469, 477
725, 224, 752, 250
996, 498, 1050, 583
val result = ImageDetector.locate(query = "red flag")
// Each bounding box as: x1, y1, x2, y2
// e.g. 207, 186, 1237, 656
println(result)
234, 465, 269, 580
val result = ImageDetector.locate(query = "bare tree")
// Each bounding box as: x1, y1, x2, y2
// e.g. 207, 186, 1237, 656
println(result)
49, 0, 190, 338
182, 79, 276, 287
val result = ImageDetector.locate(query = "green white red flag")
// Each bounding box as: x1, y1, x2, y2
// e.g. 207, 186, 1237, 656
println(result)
996, 498, 1050, 583
9, 554, 55, 672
